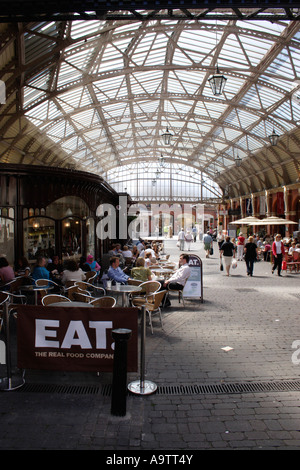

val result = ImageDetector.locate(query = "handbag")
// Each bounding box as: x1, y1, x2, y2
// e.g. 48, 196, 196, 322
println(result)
231, 259, 237, 269
220, 262, 223, 271
210, 247, 213, 255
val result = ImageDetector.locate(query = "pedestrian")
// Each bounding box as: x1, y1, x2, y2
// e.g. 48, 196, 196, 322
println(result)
244, 236, 258, 277
177, 228, 185, 251
237, 231, 245, 261
272, 234, 285, 276
220, 236, 236, 276
203, 231, 213, 258
184, 230, 193, 251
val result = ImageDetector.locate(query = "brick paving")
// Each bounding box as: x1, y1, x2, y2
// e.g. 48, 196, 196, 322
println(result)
0, 238, 300, 451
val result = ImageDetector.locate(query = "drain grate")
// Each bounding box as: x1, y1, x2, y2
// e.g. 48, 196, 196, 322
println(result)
16, 380, 300, 396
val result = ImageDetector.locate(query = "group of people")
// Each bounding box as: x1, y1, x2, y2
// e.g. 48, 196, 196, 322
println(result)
214, 230, 299, 277
106, 240, 162, 269
107, 252, 191, 307
0, 253, 101, 288
177, 227, 197, 251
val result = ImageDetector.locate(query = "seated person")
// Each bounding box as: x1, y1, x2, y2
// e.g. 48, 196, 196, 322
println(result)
85, 255, 101, 274
131, 257, 152, 282
288, 242, 296, 255
112, 243, 123, 256
15, 256, 31, 278
163, 253, 191, 292
79, 256, 91, 272
108, 256, 132, 284
122, 245, 133, 258
0, 257, 15, 285
131, 245, 139, 259
144, 252, 153, 267
61, 260, 86, 285
32, 256, 50, 283
47, 255, 64, 280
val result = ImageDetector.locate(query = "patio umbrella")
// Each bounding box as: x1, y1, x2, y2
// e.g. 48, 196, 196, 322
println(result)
232, 216, 261, 225
253, 216, 297, 225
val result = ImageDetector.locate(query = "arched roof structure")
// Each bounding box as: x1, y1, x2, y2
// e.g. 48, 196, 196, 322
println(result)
0, 3, 299, 202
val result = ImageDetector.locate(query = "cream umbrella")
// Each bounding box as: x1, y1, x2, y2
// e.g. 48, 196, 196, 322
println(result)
252, 216, 297, 225
232, 216, 261, 225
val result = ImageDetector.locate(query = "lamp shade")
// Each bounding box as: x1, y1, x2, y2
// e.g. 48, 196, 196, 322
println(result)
269, 129, 279, 146
235, 155, 242, 167
162, 127, 173, 145
208, 65, 227, 96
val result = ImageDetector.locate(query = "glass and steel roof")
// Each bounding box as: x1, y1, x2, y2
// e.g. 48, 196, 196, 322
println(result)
0, 11, 300, 200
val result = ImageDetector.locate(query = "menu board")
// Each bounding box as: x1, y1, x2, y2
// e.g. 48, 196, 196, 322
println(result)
183, 254, 203, 301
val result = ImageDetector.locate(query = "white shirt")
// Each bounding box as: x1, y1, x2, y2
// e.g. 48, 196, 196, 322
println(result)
61, 268, 85, 284
167, 263, 191, 286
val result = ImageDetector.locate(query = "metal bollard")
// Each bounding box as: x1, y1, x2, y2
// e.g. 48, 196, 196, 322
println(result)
111, 328, 132, 416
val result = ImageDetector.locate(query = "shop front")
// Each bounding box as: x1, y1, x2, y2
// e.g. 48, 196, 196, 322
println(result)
0, 164, 120, 265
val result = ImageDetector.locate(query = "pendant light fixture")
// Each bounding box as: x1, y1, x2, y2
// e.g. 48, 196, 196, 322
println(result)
162, 127, 173, 145
235, 154, 242, 167
208, 65, 227, 96
268, 128, 279, 146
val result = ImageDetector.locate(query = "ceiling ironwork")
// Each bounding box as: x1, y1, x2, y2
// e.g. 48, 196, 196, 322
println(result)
0, 4, 299, 202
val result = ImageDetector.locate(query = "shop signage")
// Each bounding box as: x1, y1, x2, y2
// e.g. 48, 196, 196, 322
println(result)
17, 306, 138, 372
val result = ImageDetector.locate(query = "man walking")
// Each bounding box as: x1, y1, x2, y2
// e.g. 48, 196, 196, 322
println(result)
203, 231, 213, 258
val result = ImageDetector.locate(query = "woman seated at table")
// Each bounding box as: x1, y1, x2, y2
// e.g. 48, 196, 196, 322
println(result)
122, 245, 133, 258
131, 257, 152, 282
15, 256, 31, 278
131, 245, 138, 259
0, 256, 15, 286
144, 252, 157, 268
61, 260, 86, 285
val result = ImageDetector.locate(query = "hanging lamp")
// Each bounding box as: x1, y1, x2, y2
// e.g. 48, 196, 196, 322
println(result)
269, 128, 279, 146
208, 65, 227, 96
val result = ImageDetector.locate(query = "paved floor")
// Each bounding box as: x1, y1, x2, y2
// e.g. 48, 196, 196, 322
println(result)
0, 238, 300, 452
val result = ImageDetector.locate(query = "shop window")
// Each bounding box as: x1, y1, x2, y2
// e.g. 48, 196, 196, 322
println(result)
0, 208, 14, 264
62, 217, 82, 257
46, 196, 91, 220
23, 217, 55, 260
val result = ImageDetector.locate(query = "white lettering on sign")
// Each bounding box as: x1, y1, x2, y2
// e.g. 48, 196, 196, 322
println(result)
35, 319, 113, 350
36, 320, 59, 348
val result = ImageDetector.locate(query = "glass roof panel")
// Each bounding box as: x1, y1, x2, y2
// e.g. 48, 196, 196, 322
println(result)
21, 16, 300, 198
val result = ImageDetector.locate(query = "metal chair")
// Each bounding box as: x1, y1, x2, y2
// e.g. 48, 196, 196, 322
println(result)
130, 280, 161, 307
63, 285, 79, 300
73, 291, 94, 303
42, 294, 71, 306
0, 292, 9, 331
163, 283, 187, 308
89, 296, 116, 308
75, 281, 105, 297
144, 290, 166, 334
84, 271, 97, 283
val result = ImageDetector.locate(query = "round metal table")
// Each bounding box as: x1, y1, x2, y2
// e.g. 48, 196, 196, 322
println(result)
106, 285, 141, 306
20, 285, 54, 305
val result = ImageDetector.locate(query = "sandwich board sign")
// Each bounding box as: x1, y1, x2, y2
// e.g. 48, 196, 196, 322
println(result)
183, 254, 203, 302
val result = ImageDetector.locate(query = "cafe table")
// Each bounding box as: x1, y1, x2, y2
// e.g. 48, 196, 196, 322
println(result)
106, 285, 142, 307
20, 285, 54, 305
151, 268, 174, 278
